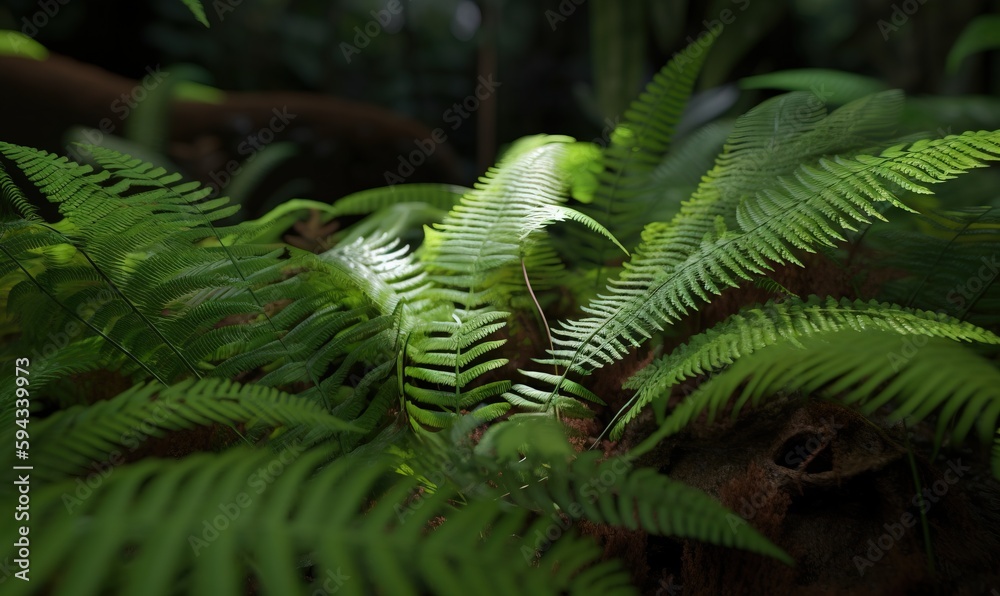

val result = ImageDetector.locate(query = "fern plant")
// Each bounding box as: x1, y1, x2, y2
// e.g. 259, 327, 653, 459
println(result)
2, 37, 1000, 595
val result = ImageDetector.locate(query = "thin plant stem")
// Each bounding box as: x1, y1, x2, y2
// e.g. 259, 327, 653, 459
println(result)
521, 257, 557, 375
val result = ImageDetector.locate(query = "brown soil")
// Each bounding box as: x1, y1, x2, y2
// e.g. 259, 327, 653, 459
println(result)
601, 399, 1000, 595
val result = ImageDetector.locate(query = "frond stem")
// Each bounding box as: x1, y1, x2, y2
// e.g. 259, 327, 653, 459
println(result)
0, 240, 168, 384
38, 223, 202, 380
522, 257, 557, 375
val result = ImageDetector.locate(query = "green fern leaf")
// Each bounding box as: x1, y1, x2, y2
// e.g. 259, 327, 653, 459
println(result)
574, 36, 712, 286
512, 127, 1000, 416
9, 378, 360, 481
610, 296, 1000, 440
500, 451, 791, 565
865, 206, 1000, 325
741, 69, 888, 104
179, 0, 210, 27
0, 444, 635, 595
631, 331, 1000, 474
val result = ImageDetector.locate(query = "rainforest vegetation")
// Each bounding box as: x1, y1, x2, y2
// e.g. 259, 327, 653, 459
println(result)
1, 1, 999, 594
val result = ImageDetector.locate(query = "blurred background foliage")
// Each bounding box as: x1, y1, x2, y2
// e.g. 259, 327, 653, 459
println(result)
1, 0, 999, 213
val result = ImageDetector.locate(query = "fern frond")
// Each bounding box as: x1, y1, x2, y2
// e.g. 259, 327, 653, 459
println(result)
179, 0, 210, 27
740, 69, 889, 105
0, 445, 634, 595
0, 142, 299, 383
422, 137, 620, 307
247, 184, 468, 246
208, 236, 424, 425
639, 119, 733, 223
10, 378, 360, 482
319, 233, 431, 313
330, 183, 468, 218
418, 417, 790, 564
0, 336, 107, 401
866, 206, 1000, 325
610, 296, 1000, 439
499, 451, 792, 564
0, 223, 170, 382
402, 138, 623, 427
631, 331, 1000, 474
511, 128, 1000, 415
403, 309, 512, 427
574, 37, 712, 286
0, 159, 40, 221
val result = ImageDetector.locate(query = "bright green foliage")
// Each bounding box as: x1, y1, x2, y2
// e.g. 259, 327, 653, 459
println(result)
630, 331, 1000, 467
10, 379, 360, 482
509, 117, 1000, 412
405, 138, 622, 426
415, 416, 790, 565
5, 444, 636, 596
0, 143, 269, 384
422, 136, 621, 307
570, 37, 711, 290
612, 296, 1000, 439
494, 451, 792, 565
180, 0, 210, 27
